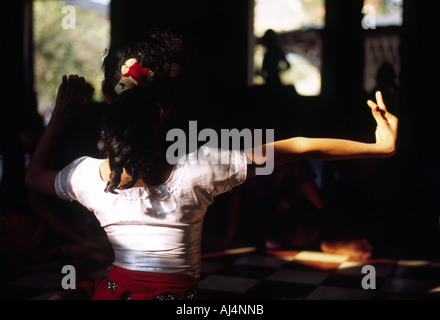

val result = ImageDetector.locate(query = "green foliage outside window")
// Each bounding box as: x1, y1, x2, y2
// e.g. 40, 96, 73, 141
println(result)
33, 1, 110, 113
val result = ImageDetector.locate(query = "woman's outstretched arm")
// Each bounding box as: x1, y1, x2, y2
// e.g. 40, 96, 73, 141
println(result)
246, 91, 398, 175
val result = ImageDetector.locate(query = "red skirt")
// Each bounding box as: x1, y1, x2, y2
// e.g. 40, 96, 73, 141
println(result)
64, 265, 198, 300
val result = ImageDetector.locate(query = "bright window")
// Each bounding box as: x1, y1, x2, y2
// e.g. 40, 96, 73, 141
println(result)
362, 0, 402, 93
253, 0, 325, 96
33, 0, 110, 118
363, 0, 403, 27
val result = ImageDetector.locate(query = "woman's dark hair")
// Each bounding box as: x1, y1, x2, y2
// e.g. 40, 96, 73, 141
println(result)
102, 28, 184, 101
101, 28, 184, 194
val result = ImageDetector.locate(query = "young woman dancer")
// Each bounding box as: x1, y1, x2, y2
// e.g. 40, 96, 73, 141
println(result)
25, 30, 398, 300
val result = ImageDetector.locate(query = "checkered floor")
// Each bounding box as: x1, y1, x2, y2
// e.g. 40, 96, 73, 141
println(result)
198, 248, 440, 300
2, 247, 440, 300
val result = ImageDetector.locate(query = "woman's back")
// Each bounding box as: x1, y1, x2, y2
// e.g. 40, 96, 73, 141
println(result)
55, 146, 247, 278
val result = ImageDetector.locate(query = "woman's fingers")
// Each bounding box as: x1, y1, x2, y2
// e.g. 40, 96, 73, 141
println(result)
62, 74, 90, 94
57, 74, 94, 108
386, 110, 399, 135
81, 84, 95, 105
367, 99, 387, 127
367, 99, 378, 111
368, 91, 398, 128
375, 91, 387, 111
374, 91, 398, 133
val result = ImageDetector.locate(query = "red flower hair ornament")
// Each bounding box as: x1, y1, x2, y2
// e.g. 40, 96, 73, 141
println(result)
114, 58, 155, 95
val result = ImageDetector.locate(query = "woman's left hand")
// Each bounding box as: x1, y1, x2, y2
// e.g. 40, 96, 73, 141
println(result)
52, 75, 95, 121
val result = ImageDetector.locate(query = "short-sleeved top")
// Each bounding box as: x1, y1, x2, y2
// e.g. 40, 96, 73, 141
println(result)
55, 146, 247, 278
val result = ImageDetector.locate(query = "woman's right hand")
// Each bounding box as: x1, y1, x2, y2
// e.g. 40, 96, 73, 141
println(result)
52, 75, 94, 122
367, 91, 399, 157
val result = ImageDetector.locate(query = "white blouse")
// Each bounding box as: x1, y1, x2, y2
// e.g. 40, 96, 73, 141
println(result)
55, 146, 247, 278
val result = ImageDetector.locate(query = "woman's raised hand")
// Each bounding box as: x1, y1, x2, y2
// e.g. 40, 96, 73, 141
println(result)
52, 75, 95, 121
367, 91, 399, 157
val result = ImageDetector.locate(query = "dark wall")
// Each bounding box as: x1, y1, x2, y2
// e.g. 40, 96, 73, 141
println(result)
110, 0, 251, 90
399, 0, 440, 252
322, 0, 365, 101
0, 1, 29, 215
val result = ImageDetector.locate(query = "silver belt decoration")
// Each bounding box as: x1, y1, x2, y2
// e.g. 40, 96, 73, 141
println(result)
106, 279, 118, 292
106, 279, 132, 300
